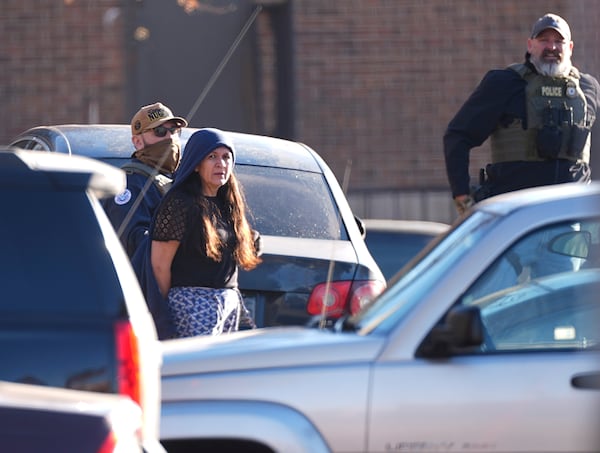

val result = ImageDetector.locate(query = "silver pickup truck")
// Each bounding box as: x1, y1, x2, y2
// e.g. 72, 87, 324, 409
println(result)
160, 183, 600, 453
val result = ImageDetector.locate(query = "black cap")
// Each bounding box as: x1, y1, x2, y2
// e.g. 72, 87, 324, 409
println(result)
531, 13, 571, 42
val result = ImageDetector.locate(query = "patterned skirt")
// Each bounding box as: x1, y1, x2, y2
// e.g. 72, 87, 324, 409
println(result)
167, 286, 248, 338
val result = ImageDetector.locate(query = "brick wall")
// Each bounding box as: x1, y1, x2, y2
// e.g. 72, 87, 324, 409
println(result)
291, 0, 600, 200
1, 0, 127, 142
3, 1, 598, 222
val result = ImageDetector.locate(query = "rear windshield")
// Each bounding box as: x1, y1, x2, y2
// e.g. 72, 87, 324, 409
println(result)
236, 165, 347, 240
0, 189, 123, 316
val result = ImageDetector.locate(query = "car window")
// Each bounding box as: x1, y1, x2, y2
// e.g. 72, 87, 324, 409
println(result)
356, 212, 496, 334
366, 231, 437, 279
236, 164, 347, 240
0, 189, 123, 315
461, 219, 600, 352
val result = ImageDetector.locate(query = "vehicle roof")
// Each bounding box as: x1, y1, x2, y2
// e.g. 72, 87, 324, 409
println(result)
475, 182, 600, 217
12, 124, 323, 172
0, 147, 125, 198
364, 219, 450, 235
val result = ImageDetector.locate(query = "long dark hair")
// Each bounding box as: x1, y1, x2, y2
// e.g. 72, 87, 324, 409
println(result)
183, 171, 261, 270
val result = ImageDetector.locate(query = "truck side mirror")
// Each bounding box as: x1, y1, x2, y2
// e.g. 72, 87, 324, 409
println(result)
416, 305, 484, 358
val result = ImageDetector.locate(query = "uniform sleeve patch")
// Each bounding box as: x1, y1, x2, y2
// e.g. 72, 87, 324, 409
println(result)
114, 189, 132, 205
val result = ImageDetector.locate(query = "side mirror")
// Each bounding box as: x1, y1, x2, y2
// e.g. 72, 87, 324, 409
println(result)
549, 230, 591, 259
416, 305, 484, 358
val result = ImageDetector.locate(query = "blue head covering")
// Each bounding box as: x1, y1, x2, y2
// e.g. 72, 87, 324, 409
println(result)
172, 128, 235, 191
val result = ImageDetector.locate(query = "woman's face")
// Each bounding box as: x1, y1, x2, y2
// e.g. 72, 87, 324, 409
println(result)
196, 146, 233, 196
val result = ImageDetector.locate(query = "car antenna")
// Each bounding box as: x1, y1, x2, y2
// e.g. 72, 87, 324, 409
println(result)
118, 5, 262, 237
319, 159, 353, 329
185, 4, 263, 123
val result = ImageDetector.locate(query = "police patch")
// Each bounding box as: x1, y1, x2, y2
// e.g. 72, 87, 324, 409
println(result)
541, 86, 562, 97
114, 189, 132, 205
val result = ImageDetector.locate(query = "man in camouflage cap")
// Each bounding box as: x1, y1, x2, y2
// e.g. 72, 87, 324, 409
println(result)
104, 102, 188, 258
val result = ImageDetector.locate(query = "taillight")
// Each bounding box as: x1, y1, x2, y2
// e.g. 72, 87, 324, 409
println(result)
349, 280, 386, 314
307, 280, 385, 317
114, 321, 142, 408
97, 416, 143, 453
98, 432, 117, 453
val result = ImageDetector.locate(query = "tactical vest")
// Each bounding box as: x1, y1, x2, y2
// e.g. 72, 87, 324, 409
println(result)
490, 63, 590, 164
121, 161, 172, 196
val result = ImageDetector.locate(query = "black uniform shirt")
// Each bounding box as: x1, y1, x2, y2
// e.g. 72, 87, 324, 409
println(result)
102, 160, 165, 257
443, 68, 527, 197
444, 61, 600, 198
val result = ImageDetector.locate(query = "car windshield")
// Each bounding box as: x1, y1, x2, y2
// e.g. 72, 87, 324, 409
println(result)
235, 164, 346, 240
353, 211, 496, 334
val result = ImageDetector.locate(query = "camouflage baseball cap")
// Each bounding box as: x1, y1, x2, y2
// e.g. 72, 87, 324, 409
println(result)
130, 102, 188, 135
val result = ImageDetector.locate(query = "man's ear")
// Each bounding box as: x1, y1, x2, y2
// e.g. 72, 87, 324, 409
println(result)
132, 134, 144, 150
526, 38, 534, 53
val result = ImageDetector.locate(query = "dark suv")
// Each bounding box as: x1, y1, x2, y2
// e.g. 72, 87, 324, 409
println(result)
0, 148, 163, 450
0, 380, 147, 453
11, 125, 386, 327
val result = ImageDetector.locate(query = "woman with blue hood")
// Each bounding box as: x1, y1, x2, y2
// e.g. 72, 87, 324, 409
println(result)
150, 128, 261, 337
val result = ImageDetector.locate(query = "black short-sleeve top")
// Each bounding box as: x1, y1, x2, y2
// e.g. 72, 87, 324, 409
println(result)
152, 189, 237, 289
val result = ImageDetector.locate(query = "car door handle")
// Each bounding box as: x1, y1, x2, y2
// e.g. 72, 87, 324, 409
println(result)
571, 372, 600, 390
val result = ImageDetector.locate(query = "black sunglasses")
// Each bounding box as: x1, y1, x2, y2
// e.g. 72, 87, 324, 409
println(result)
147, 124, 181, 138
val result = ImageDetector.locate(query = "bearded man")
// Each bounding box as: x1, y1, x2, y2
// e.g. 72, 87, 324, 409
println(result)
103, 102, 188, 257
444, 13, 600, 215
